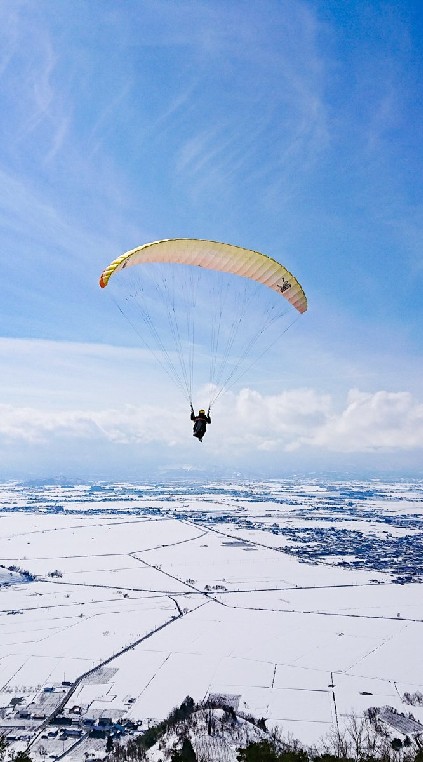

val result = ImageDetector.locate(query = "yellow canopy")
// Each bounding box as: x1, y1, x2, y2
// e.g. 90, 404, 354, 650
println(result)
99, 238, 307, 314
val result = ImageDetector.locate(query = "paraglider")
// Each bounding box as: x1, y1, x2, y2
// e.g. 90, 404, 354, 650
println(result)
99, 238, 307, 440
190, 406, 211, 442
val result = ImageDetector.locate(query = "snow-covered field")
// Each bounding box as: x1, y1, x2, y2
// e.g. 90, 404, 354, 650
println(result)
0, 479, 422, 758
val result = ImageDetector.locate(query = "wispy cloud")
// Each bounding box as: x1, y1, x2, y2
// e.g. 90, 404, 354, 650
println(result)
88, 80, 133, 158
0, 9, 67, 168
0, 2, 20, 79
17, 32, 56, 138
167, 1, 329, 201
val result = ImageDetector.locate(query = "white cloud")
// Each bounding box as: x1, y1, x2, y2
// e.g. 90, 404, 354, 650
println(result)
1, 388, 422, 460
0, 403, 182, 446
215, 387, 423, 455
303, 389, 423, 452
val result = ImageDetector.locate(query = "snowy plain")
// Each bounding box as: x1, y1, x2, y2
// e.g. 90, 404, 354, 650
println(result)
0, 479, 422, 758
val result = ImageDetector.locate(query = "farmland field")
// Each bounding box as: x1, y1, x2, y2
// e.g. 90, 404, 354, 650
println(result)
0, 479, 422, 758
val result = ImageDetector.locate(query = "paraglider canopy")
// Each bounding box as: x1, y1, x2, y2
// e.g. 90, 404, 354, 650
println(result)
99, 238, 307, 314
99, 238, 307, 409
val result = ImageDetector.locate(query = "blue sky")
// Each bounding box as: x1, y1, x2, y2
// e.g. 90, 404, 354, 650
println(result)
0, 0, 422, 479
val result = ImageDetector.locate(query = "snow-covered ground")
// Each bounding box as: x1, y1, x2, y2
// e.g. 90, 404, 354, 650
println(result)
0, 479, 422, 758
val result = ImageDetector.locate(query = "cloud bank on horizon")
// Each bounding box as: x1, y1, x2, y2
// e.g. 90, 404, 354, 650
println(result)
0, 0, 422, 477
